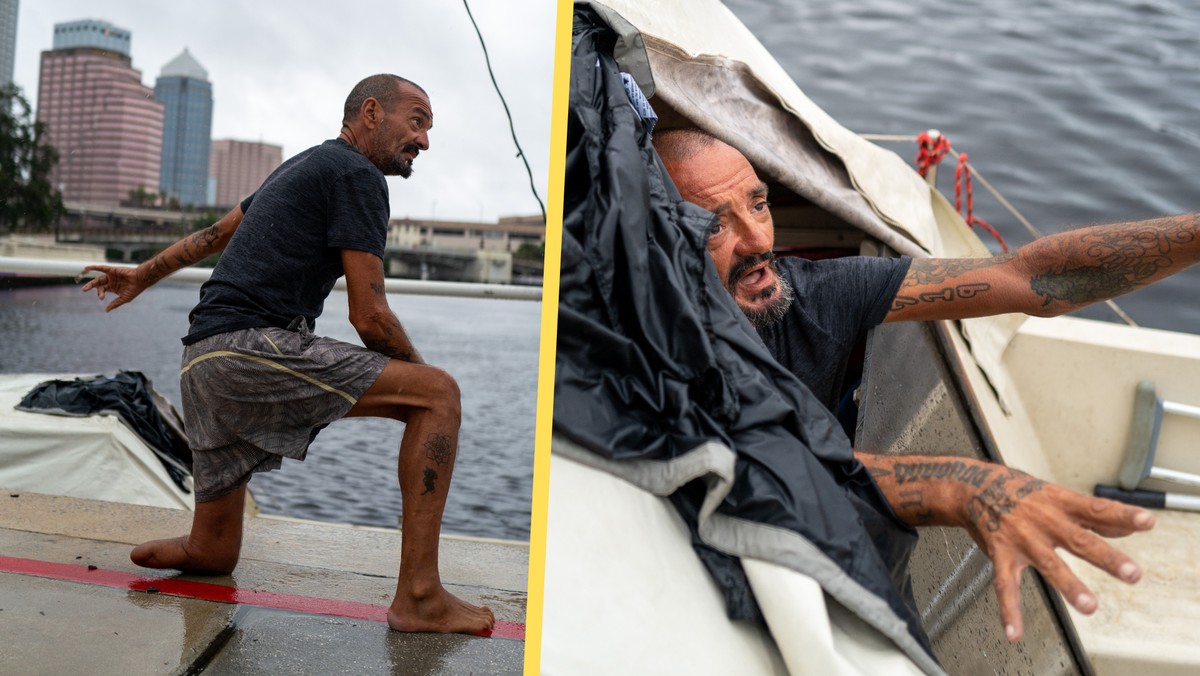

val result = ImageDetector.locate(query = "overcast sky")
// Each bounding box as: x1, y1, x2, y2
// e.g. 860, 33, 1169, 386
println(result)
11, 0, 559, 222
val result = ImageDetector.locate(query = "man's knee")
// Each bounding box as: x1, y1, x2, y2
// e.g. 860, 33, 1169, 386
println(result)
428, 367, 461, 423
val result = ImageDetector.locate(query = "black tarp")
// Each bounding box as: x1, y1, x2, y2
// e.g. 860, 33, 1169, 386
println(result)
553, 4, 934, 664
17, 371, 193, 492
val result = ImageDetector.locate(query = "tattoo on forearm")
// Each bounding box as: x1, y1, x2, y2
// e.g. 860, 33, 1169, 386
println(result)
420, 467, 438, 495
424, 433, 453, 466
370, 280, 386, 297
1027, 216, 1198, 307
892, 460, 993, 488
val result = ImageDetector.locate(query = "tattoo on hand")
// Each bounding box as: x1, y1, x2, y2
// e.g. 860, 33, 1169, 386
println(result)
967, 475, 1016, 533
1014, 478, 1046, 499
420, 467, 438, 495
424, 433, 453, 466
892, 460, 993, 488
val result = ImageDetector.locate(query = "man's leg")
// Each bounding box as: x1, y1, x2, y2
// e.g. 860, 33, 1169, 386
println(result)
130, 485, 246, 574
346, 358, 495, 634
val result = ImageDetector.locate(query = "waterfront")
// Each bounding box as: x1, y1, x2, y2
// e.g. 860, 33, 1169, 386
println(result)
0, 282, 540, 542
728, 0, 1200, 334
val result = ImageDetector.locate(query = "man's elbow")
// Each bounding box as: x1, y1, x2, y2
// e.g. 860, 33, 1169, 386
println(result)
350, 308, 394, 342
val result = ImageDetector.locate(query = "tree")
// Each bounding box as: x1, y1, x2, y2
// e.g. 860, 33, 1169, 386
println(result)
0, 84, 65, 232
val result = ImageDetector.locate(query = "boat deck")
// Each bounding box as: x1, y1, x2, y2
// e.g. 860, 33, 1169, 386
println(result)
0, 491, 527, 674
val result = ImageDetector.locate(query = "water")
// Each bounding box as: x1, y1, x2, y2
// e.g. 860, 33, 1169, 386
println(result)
0, 282, 540, 542
725, 0, 1200, 333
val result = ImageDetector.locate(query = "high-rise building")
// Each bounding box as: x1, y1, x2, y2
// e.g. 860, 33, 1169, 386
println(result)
155, 49, 212, 207
0, 0, 17, 87
52, 19, 130, 55
36, 19, 163, 207
209, 139, 282, 208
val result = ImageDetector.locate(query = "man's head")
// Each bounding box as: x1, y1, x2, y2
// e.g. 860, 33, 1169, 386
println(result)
342, 74, 433, 178
654, 129, 792, 327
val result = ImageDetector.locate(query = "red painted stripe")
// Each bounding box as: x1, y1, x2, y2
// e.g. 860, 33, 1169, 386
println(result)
0, 555, 524, 641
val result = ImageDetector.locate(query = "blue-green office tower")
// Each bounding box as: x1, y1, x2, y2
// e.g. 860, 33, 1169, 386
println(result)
155, 49, 212, 207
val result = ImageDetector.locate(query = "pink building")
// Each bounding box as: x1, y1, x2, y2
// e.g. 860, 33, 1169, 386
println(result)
37, 43, 163, 207
209, 139, 282, 208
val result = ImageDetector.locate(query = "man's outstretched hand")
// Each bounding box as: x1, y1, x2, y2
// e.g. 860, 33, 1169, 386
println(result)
81, 264, 148, 312
861, 454, 1155, 642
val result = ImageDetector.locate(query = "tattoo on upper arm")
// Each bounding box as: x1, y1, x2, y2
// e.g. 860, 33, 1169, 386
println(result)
1027, 217, 1197, 306
424, 433, 454, 466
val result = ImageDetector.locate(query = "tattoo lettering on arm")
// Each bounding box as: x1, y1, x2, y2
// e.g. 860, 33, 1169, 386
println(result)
1027, 216, 1198, 307
424, 433, 453, 466
420, 467, 438, 495
893, 460, 993, 488
892, 257, 1012, 312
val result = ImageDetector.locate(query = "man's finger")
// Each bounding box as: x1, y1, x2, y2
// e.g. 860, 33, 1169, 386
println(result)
992, 554, 1024, 642
1080, 496, 1155, 537
1026, 541, 1098, 616
1057, 525, 1142, 584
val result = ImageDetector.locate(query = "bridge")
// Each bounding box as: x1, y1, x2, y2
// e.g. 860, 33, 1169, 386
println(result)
49, 203, 544, 285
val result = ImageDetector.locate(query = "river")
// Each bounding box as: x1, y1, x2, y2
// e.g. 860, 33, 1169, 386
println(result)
726, 0, 1200, 333
0, 282, 540, 542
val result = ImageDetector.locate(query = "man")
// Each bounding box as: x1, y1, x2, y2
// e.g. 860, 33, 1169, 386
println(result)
654, 127, 1168, 642
82, 74, 494, 635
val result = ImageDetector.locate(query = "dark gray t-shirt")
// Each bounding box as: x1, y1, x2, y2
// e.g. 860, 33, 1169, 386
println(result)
756, 255, 912, 411
184, 139, 390, 345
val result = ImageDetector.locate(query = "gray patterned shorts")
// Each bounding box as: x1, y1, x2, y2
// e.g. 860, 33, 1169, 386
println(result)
180, 322, 389, 502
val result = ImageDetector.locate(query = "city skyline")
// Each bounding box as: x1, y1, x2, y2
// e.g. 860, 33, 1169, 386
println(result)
11, 1, 556, 222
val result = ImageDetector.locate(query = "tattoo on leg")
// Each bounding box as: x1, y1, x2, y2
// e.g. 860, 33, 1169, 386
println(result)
420, 467, 438, 495
424, 432, 453, 466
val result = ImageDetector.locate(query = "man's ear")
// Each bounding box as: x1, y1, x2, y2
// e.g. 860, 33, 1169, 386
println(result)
361, 98, 380, 126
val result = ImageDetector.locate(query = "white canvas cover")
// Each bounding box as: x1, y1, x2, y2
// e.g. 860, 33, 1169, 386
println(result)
0, 373, 194, 510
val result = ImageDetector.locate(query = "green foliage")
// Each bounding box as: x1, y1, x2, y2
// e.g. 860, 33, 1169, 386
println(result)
0, 84, 66, 232
513, 241, 544, 260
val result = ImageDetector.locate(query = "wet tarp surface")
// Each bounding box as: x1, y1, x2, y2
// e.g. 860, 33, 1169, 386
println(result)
553, 4, 935, 667
17, 371, 193, 491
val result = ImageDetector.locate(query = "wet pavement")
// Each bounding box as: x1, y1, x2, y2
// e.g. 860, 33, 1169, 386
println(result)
0, 491, 527, 675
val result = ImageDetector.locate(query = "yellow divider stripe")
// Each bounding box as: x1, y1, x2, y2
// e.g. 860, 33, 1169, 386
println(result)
181, 350, 357, 405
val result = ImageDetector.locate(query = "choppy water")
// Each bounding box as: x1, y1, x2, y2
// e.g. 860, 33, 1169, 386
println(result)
726, 0, 1200, 332
0, 283, 540, 541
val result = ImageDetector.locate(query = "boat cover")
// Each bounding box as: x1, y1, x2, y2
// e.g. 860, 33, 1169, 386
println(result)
551, 6, 939, 672
16, 371, 192, 491
0, 373, 193, 510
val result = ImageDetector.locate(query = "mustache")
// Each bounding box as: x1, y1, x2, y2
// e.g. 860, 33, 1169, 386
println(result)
726, 251, 776, 287
402, 143, 421, 158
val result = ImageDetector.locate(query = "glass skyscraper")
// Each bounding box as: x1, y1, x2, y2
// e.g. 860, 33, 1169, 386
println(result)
0, 0, 18, 87
155, 49, 212, 207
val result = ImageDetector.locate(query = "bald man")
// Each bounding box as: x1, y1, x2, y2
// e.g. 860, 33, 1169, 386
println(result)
652, 127, 1192, 642
84, 74, 494, 635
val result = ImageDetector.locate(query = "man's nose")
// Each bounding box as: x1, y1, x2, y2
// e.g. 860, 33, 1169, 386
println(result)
416, 132, 430, 151
733, 217, 772, 255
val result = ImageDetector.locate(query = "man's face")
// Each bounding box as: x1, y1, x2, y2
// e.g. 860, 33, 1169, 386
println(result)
663, 140, 790, 325
372, 83, 433, 178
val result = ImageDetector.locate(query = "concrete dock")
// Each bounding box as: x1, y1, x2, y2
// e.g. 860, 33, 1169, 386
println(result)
0, 491, 528, 674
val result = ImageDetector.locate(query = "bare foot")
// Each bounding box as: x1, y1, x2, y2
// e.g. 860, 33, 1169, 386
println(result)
131, 536, 238, 575
387, 586, 495, 635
